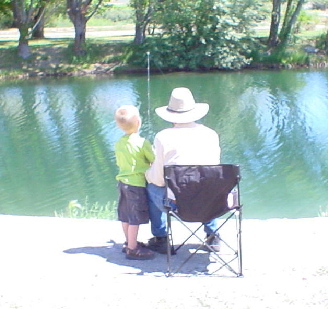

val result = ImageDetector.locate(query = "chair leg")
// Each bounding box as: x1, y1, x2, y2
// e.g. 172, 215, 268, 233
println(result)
166, 210, 173, 276
166, 209, 243, 277
236, 209, 243, 277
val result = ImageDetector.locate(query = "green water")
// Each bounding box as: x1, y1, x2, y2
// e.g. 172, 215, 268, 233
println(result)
0, 69, 328, 219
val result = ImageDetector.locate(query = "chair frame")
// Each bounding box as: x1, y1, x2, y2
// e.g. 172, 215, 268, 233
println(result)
164, 164, 243, 277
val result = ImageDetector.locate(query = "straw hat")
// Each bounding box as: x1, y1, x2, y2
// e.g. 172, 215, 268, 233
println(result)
155, 87, 209, 123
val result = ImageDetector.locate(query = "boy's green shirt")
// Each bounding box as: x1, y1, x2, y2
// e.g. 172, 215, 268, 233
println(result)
115, 133, 155, 187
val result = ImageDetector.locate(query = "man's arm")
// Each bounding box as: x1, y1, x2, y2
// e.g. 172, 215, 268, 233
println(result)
145, 136, 165, 187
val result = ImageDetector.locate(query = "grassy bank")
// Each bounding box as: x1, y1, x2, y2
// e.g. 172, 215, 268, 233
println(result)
0, 35, 133, 79
1, 24, 328, 80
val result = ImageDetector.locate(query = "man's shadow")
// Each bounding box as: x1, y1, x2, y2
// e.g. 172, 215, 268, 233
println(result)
64, 240, 213, 276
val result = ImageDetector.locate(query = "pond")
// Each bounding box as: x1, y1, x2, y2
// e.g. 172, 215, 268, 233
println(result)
0, 69, 328, 219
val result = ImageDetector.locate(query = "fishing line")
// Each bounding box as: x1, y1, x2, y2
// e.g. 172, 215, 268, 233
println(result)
146, 51, 152, 139
145, 51, 180, 140
147, 51, 151, 124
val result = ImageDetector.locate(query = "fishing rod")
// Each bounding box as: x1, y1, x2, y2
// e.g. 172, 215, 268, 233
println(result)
146, 51, 152, 140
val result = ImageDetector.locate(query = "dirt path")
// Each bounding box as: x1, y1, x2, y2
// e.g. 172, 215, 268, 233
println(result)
0, 215, 327, 308
0, 25, 134, 41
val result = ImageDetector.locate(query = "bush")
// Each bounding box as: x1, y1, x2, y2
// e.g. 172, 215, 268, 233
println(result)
99, 6, 134, 23
126, 36, 252, 71
0, 12, 13, 29
315, 32, 328, 51
295, 10, 319, 33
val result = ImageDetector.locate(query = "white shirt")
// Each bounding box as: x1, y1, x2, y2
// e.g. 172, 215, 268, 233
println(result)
146, 122, 221, 187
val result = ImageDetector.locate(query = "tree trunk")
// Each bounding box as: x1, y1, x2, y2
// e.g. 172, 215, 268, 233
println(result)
268, 0, 281, 47
18, 25, 31, 59
31, 6, 46, 39
73, 16, 87, 56
11, 0, 44, 59
67, 0, 103, 56
134, 22, 146, 44
132, 1, 154, 45
12, 0, 31, 58
278, 0, 305, 49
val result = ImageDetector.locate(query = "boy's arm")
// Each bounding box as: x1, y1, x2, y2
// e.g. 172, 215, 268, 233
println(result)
144, 139, 155, 164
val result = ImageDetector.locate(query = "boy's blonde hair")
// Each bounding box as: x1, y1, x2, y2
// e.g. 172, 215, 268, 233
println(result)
115, 105, 141, 133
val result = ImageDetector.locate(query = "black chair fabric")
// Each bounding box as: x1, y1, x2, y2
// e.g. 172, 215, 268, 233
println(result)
164, 164, 240, 223
164, 164, 243, 276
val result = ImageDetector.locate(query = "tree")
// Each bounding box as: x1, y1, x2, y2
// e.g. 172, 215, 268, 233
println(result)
268, 0, 281, 47
278, 0, 305, 48
66, 0, 103, 56
0, 0, 12, 28
11, 0, 46, 59
0, 0, 11, 14
31, 4, 46, 39
137, 0, 262, 70
267, 0, 305, 49
130, 0, 157, 44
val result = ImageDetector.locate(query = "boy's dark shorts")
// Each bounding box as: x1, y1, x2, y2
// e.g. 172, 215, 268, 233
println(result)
117, 182, 149, 225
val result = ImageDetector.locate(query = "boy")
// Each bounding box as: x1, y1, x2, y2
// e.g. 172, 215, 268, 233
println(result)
114, 105, 155, 260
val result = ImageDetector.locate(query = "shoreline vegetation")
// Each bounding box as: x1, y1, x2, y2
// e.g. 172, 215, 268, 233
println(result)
57, 198, 328, 220
1, 22, 328, 81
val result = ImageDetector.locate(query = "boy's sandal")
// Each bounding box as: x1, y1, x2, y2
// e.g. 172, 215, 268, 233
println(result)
122, 241, 146, 253
126, 246, 155, 260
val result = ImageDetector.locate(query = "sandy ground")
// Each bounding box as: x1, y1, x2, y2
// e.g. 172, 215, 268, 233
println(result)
0, 215, 327, 309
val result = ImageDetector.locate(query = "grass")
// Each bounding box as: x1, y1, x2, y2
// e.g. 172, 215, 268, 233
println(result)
0, 35, 132, 79
54, 197, 117, 220
1, 9, 328, 79
318, 205, 328, 217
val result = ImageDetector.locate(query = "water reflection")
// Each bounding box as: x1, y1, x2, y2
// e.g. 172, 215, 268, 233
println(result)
0, 70, 328, 219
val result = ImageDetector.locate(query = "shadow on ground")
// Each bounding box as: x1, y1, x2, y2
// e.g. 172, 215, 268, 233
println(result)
63, 241, 218, 276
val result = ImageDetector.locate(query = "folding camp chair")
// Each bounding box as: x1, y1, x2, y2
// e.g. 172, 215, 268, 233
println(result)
164, 164, 242, 277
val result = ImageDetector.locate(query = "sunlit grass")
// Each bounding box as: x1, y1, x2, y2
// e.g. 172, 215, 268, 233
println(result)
318, 205, 328, 217
0, 37, 130, 80
1, 7, 328, 79
55, 197, 117, 220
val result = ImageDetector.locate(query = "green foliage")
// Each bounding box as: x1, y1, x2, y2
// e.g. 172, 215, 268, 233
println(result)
315, 32, 328, 50
0, 0, 11, 14
279, 50, 309, 64
127, 0, 263, 70
318, 205, 328, 217
55, 198, 117, 219
97, 5, 134, 23
47, 14, 72, 27
0, 45, 24, 68
295, 9, 319, 33
0, 12, 13, 28
127, 36, 252, 70
0, 0, 12, 28
65, 43, 101, 64
251, 47, 309, 65
46, 1, 70, 27
64, 41, 128, 64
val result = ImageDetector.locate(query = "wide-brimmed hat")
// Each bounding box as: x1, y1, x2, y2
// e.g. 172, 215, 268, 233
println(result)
155, 87, 209, 123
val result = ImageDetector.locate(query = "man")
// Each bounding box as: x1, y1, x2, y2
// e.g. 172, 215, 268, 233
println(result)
145, 87, 221, 254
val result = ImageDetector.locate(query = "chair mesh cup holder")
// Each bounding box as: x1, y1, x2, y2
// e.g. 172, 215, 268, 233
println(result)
164, 164, 243, 277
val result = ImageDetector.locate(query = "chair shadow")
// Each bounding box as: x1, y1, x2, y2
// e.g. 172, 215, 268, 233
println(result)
63, 241, 214, 276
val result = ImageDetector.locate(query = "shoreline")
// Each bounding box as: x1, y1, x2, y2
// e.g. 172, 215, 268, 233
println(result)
0, 214, 327, 308
1, 27, 328, 81
2, 60, 328, 82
